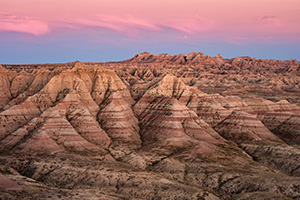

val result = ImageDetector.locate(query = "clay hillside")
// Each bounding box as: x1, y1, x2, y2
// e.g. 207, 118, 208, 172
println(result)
1, 52, 300, 200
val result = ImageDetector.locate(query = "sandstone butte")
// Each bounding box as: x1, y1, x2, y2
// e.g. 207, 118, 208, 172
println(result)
0, 52, 300, 200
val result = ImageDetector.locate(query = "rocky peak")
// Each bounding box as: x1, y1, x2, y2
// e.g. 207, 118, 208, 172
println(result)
74, 60, 85, 68
131, 52, 154, 62
127, 52, 210, 64
214, 53, 223, 59
71, 61, 99, 72
0, 64, 8, 73
214, 109, 282, 142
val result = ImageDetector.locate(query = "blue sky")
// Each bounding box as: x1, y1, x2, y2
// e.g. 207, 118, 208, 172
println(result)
1, 0, 299, 64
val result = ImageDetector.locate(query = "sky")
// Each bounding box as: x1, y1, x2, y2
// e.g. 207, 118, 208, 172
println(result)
0, 0, 299, 64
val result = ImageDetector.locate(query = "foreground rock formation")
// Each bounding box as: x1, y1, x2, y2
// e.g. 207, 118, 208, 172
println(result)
1, 53, 300, 199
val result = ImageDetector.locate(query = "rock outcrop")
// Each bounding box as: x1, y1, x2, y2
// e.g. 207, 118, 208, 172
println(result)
97, 92, 141, 159
1, 53, 300, 199
0, 64, 12, 110
214, 110, 281, 142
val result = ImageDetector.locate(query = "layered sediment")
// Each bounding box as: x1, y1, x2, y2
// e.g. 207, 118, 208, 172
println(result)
1, 53, 300, 199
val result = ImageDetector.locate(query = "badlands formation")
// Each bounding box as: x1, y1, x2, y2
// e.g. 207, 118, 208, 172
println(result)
0, 52, 300, 199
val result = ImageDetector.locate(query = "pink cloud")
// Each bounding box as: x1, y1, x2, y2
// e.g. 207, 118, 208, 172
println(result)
96, 14, 160, 31
160, 17, 215, 34
64, 14, 215, 37
216, 15, 295, 44
0, 13, 49, 36
65, 15, 161, 36
259, 15, 281, 27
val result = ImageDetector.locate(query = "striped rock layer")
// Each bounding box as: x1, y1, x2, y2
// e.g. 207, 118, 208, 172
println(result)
1, 62, 300, 155
1, 56, 300, 200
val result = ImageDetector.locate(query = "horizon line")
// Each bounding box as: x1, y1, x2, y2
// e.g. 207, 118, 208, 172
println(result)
1, 51, 299, 65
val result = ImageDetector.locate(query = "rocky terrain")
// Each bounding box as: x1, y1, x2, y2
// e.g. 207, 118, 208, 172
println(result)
0, 52, 300, 199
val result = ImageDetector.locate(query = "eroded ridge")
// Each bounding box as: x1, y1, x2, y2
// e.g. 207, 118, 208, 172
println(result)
1, 55, 300, 200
